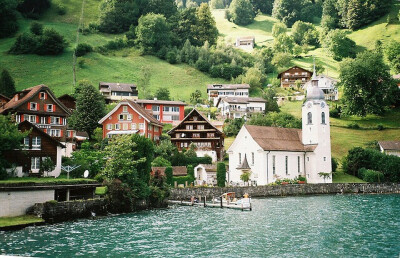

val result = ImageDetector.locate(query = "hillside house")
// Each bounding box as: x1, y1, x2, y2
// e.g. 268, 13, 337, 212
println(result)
304, 74, 338, 101
168, 109, 224, 162
207, 84, 250, 106
135, 99, 187, 125
378, 141, 400, 157
228, 73, 332, 185
0, 94, 10, 109
98, 100, 163, 140
4, 121, 65, 177
58, 94, 76, 111
216, 96, 266, 119
235, 36, 255, 51
99, 82, 138, 104
277, 66, 312, 88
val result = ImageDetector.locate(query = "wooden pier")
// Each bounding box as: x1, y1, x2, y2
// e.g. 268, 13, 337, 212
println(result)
168, 198, 252, 211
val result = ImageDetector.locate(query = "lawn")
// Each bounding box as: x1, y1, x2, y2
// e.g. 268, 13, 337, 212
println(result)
332, 171, 366, 183
0, 215, 44, 228
0, 177, 97, 185
224, 136, 235, 150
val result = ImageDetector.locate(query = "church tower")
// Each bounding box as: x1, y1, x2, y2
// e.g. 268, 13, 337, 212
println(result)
302, 64, 332, 183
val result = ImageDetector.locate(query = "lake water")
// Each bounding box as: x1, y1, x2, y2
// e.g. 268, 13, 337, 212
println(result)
1, 194, 400, 257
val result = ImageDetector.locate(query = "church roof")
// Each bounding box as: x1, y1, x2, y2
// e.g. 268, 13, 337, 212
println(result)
237, 154, 251, 169
245, 125, 316, 152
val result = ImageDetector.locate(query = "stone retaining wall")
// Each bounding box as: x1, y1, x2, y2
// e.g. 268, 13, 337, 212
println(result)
170, 183, 400, 200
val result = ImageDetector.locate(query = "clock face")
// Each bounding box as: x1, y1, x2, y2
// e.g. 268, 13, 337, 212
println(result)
307, 102, 312, 108
321, 101, 326, 108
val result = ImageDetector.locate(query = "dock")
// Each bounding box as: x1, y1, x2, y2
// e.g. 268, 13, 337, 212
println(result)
168, 198, 252, 211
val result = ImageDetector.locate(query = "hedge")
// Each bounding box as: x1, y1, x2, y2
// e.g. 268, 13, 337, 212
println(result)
358, 168, 383, 183
173, 175, 194, 186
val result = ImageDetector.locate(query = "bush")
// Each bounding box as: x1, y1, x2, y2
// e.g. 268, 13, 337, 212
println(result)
330, 108, 340, 118
173, 175, 194, 186
8, 33, 39, 54
17, 0, 51, 19
56, 4, 66, 15
166, 50, 177, 64
358, 168, 383, 183
187, 165, 194, 178
331, 157, 338, 172
376, 124, 385, 131
165, 166, 173, 186
30, 22, 43, 35
36, 28, 66, 55
195, 58, 211, 72
217, 162, 226, 187
151, 156, 171, 167
75, 43, 93, 57
347, 122, 360, 129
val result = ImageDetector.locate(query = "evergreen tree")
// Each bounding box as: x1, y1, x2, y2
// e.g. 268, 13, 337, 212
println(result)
228, 0, 256, 26
263, 88, 280, 113
155, 87, 171, 100
68, 80, 106, 138
195, 3, 218, 46
131, 134, 155, 188
216, 162, 226, 187
0, 0, 19, 38
0, 69, 16, 98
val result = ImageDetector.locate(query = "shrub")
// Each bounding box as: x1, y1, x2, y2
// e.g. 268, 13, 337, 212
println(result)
376, 124, 385, 131
8, 33, 38, 54
329, 108, 340, 118
56, 4, 66, 15
165, 166, 173, 186
358, 168, 383, 183
75, 43, 93, 57
331, 157, 338, 172
30, 22, 43, 35
151, 156, 171, 167
166, 50, 177, 64
173, 175, 194, 186
217, 162, 226, 187
347, 122, 360, 129
36, 28, 67, 55
187, 165, 194, 179
195, 58, 211, 72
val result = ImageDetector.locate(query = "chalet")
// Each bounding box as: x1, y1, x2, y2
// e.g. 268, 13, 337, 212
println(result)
58, 94, 76, 111
0, 85, 72, 143
235, 36, 255, 51
207, 84, 250, 106
99, 82, 138, 104
216, 96, 266, 119
4, 121, 65, 177
378, 141, 400, 157
277, 66, 312, 88
228, 74, 332, 185
98, 100, 163, 140
135, 99, 187, 125
0, 94, 10, 109
168, 109, 224, 162
304, 74, 338, 101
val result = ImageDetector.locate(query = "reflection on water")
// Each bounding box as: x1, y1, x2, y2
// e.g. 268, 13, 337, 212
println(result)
1, 194, 400, 257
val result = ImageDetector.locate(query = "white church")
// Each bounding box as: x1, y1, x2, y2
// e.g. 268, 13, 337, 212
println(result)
227, 72, 332, 184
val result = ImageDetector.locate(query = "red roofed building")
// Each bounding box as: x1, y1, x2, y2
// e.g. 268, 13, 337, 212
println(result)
135, 99, 187, 125
98, 100, 163, 140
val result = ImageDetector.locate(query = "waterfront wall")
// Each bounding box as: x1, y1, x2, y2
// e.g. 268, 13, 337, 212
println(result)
0, 190, 55, 217
170, 183, 400, 200
30, 198, 108, 223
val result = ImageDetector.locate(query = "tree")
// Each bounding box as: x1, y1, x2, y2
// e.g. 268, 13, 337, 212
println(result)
248, 112, 301, 128
195, 3, 218, 46
272, 23, 287, 38
30, 22, 43, 35
187, 165, 194, 180
210, 0, 225, 9
273, 34, 294, 54
340, 51, 398, 116
216, 162, 226, 187
36, 28, 67, 55
272, 52, 292, 68
40, 157, 55, 177
0, 69, 16, 98
155, 87, 171, 100
0, 115, 27, 179
185, 143, 197, 158
239, 67, 266, 90
291, 21, 319, 46
68, 80, 106, 138
240, 171, 251, 185
154, 139, 177, 160
17, 0, 50, 19
384, 40, 400, 73
138, 65, 152, 99
0, 0, 18, 38
322, 29, 356, 61
223, 118, 245, 137
272, 0, 310, 27
165, 166, 173, 186
228, 0, 256, 26
135, 13, 171, 54
151, 156, 171, 167
131, 134, 154, 188
190, 89, 202, 104
263, 88, 280, 112
250, 0, 274, 14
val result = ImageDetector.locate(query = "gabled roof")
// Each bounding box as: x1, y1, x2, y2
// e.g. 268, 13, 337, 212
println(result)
135, 99, 187, 106
0, 94, 10, 101
19, 121, 65, 148
378, 141, 400, 151
207, 84, 250, 91
0, 85, 71, 115
167, 108, 223, 135
99, 82, 137, 93
277, 66, 313, 78
244, 125, 316, 152
98, 99, 162, 126
237, 154, 251, 170
151, 166, 187, 176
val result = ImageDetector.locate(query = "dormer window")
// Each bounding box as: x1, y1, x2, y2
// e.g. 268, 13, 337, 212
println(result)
30, 102, 37, 111
46, 104, 53, 112
40, 92, 46, 99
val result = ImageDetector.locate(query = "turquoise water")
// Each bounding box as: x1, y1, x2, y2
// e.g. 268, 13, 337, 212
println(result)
1, 194, 400, 257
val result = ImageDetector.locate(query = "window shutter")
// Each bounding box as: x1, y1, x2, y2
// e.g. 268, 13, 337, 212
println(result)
28, 102, 30, 109
60, 118, 62, 125
37, 104, 40, 110
36, 116, 39, 123
53, 105, 56, 112
60, 130, 63, 137
21, 115, 24, 121
48, 117, 51, 124
44, 129, 47, 133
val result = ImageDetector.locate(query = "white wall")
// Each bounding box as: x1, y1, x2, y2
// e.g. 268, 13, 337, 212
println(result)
196, 150, 217, 163
0, 190, 55, 217
61, 142, 74, 158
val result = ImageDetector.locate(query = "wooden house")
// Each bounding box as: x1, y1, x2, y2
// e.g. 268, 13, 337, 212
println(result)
4, 121, 65, 177
0, 94, 10, 109
58, 94, 76, 111
168, 109, 224, 162
98, 100, 163, 140
277, 66, 312, 88
0, 85, 72, 142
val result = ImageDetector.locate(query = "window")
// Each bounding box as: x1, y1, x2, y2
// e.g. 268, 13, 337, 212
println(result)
123, 123, 128, 130
307, 157, 309, 161
272, 155, 276, 174
152, 105, 160, 112
22, 137, 29, 149
180, 142, 188, 148
186, 125, 193, 130
154, 127, 159, 132
119, 114, 124, 120
15, 115, 21, 123
193, 116, 198, 121
127, 114, 132, 121
115, 124, 120, 130
31, 157, 40, 170
50, 116, 60, 124
163, 106, 170, 112
252, 152, 254, 165
321, 112, 326, 124
239, 153, 241, 164
298, 156, 300, 173
307, 112, 312, 124
207, 133, 215, 138
32, 137, 41, 149
107, 124, 112, 130
26, 115, 36, 123
131, 123, 137, 130
172, 115, 180, 121
139, 123, 144, 129
197, 125, 204, 130
46, 104, 53, 112
40, 92, 46, 99
153, 115, 160, 120
324, 157, 326, 161
193, 133, 200, 138
138, 115, 142, 120
123, 106, 128, 112
49, 130, 60, 137
30, 102, 37, 111
41, 117, 46, 124
285, 156, 288, 175
171, 106, 179, 112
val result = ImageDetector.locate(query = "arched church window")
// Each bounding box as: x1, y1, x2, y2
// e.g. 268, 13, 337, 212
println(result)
307, 112, 312, 124
321, 112, 326, 124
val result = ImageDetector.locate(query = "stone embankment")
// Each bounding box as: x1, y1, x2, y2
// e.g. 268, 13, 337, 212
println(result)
170, 183, 400, 200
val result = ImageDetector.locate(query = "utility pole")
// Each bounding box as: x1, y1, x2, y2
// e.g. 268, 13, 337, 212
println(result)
73, 0, 86, 88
